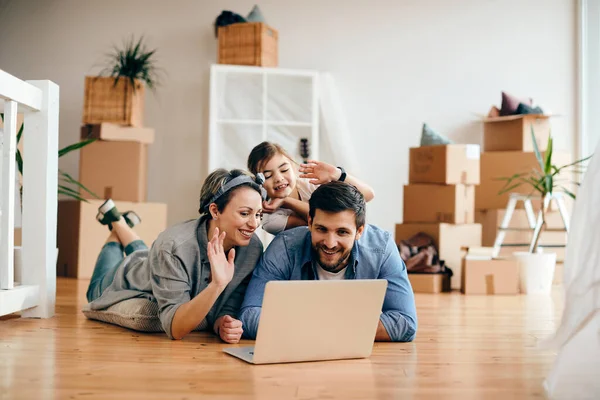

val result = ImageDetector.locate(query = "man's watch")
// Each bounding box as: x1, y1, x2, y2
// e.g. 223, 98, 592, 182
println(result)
337, 166, 347, 182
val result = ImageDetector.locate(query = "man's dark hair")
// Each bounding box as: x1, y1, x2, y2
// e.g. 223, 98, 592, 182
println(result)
308, 181, 366, 228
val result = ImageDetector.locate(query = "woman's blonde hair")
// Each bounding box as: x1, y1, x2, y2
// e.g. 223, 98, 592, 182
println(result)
198, 169, 262, 216
247, 141, 296, 174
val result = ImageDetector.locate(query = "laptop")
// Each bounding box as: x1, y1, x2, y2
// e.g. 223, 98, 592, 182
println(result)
223, 279, 387, 364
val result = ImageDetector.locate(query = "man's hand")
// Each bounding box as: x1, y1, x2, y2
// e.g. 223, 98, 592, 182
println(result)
299, 160, 341, 184
215, 315, 244, 343
262, 198, 285, 214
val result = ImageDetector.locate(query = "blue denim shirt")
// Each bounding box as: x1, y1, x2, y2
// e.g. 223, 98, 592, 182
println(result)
239, 224, 417, 342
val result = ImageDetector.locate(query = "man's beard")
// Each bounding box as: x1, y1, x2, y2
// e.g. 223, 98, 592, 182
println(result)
314, 245, 352, 273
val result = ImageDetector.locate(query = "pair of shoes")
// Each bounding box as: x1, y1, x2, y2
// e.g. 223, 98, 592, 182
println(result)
96, 199, 142, 230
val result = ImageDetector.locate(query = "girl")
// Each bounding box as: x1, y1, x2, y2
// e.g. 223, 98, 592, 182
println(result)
86, 169, 265, 343
247, 141, 374, 235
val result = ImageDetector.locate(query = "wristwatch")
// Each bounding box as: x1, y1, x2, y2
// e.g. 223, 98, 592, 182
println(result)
337, 166, 347, 182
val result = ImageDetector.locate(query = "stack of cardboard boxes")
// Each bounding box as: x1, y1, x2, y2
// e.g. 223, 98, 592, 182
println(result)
395, 145, 483, 293
467, 113, 571, 293
56, 77, 168, 279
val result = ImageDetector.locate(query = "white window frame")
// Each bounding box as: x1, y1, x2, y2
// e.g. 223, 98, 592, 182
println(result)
578, 0, 600, 158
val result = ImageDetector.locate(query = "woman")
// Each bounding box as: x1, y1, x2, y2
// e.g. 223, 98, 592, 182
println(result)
86, 169, 265, 343
247, 141, 375, 235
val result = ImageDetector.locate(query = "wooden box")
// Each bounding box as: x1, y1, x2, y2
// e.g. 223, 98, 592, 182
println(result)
218, 22, 278, 67
83, 76, 145, 127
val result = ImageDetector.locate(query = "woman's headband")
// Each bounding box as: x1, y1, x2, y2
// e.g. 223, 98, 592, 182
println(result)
205, 173, 267, 210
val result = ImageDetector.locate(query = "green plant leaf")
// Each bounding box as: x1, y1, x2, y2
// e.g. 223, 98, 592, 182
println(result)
561, 186, 577, 199
524, 176, 544, 194
544, 134, 553, 175
58, 184, 84, 198
531, 126, 545, 172
100, 35, 161, 92
16, 121, 23, 144
544, 174, 553, 194
58, 187, 90, 202
60, 170, 100, 199
16, 149, 23, 176
556, 155, 594, 173
58, 138, 96, 158
499, 182, 524, 194
494, 172, 528, 182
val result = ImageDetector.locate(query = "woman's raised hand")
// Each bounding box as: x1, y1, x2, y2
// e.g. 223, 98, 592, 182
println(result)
207, 227, 235, 289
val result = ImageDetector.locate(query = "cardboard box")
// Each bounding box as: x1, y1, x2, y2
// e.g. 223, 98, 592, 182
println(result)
404, 184, 474, 224
57, 199, 167, 279
483, 114, 550, 152
476, 151, 571, 210
461, 257, 519, 295
395, 223, 481, 290
81, 123, 155, 144
79, 140, 148, 202
409, 145, 480, 185
408, 273, 451, 293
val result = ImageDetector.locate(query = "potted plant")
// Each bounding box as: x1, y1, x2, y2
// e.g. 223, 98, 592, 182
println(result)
83, 35, 161, 127
498, 128, 592, 294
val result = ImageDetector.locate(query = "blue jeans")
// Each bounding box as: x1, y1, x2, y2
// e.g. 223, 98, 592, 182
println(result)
86, 240, 147, 302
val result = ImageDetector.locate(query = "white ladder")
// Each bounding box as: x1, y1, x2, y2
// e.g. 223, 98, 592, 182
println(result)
492, 193, 570, 258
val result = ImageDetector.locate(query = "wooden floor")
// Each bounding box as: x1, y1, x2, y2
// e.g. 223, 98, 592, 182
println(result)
1, 278, 563, 399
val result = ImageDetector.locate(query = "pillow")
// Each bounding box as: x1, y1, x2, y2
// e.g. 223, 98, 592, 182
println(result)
500, 91, 533, 116
487, 106, 500, 118
247, 5, 266, 23
420, 123, 453, 146
515, 102, 544, 115
82, 298, 208, 333
214, 11, 247, 37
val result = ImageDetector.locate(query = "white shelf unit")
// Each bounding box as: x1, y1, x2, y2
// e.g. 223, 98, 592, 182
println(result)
208, 64, 320, 173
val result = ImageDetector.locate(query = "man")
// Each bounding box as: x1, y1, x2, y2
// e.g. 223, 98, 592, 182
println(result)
239, 181, 417, 342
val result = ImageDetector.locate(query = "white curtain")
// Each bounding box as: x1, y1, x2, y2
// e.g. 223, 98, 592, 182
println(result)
543, 140, 600, 399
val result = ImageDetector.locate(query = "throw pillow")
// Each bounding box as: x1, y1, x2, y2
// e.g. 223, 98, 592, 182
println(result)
500, 91, 533, 116
82, 298, 208, 333
247, 5, 266, 23
420, 123, 453, 146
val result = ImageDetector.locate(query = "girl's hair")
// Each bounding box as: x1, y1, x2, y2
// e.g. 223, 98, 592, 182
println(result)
247, 141, 296, 174
198, 169, 263, 217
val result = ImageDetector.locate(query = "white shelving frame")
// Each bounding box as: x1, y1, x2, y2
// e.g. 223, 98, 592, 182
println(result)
208, 64, 320, 173
0, 69, 58, 318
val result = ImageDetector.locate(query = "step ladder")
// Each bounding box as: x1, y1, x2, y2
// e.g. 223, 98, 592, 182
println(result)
492, 193, 570, 259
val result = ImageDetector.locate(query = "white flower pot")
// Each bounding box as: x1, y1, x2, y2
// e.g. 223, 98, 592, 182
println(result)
513, 251, 557, 294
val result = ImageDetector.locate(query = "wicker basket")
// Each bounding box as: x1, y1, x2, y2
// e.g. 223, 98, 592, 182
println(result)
218, 22, 278, 67
83, 76, 145, 127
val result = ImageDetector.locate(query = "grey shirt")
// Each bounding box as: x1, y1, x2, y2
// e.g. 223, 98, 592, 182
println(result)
88, 218, 263, 339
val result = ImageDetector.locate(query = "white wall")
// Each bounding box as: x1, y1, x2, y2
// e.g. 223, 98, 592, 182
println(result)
0, 0, 576, 234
